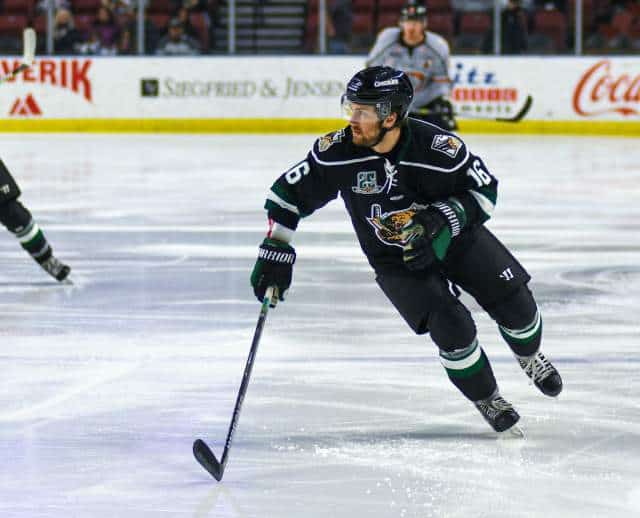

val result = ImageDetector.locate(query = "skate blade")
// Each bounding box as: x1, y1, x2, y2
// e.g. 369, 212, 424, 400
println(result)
498, 424, 525, 439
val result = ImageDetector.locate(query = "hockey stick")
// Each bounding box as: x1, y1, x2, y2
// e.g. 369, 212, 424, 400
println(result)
455, 95, 533, 123
0, 28, 36, 85
193, 285, 276, 481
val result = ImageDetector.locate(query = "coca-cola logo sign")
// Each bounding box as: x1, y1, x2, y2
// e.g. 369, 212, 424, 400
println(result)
573, 60, 640, 117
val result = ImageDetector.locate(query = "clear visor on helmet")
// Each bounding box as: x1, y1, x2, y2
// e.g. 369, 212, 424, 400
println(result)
341, 95, 382, 123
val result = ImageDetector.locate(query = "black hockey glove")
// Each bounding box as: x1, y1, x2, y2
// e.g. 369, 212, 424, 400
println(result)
402, 200, 466, 270
250, 238, 296, 305
412, 97, 457, 131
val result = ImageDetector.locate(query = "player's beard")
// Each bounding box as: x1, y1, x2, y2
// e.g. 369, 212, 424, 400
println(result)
351, 123, 384, 148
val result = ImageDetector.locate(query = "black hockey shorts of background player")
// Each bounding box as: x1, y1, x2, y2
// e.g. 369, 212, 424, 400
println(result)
375, 225, 531, 337
0, 159, 21, 206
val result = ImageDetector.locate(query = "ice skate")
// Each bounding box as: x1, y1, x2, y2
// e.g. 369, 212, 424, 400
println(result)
40, 255, 71, 282
516, 351, 562, 397
474, 391, 521, 433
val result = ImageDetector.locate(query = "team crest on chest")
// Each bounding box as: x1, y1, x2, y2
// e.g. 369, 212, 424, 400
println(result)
352, 159, 399, 195
318, 129, 344, 152
352, 171, 383, 195
431, 134, 462, 158
366, 202, 428, 248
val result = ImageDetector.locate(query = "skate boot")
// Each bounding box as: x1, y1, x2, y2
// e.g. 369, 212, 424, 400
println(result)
516, 351, 562, 397
474, 391, 521, 433
40, 255, 71, 282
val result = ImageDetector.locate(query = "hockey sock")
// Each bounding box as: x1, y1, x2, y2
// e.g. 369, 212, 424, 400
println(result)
439, 338, 498, 402
14, 218, 53, 264
499, 309, 542, 358
0, 199, 53, 264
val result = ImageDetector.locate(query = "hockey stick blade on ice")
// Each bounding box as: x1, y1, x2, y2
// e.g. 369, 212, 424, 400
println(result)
456, 95, 533, 123
193, 286, 276, 481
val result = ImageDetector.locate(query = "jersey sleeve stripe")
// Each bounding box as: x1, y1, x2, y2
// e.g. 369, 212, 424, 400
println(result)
267, 189, 300, 215
469, 190, 495, 217
399, 146, 469, 173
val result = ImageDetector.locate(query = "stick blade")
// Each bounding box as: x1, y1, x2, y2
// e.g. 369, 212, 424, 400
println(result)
193, 439, 224, 481
497, 95, 532, 123
22, 28, 36, 65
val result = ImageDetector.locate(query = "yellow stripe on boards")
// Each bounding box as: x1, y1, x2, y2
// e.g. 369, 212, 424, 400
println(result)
0, 118, 638, 136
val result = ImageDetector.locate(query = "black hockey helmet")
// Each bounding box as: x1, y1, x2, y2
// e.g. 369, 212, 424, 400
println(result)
400, 0, 427, 23
342, 66, 414, 126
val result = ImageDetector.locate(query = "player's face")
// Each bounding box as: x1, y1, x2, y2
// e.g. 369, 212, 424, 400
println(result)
344, 101, 384, 147
401, 20, 425, 45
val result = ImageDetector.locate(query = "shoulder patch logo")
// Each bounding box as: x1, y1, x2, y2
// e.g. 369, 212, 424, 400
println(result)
431, 134, 462, 158
318, 129, 345, 152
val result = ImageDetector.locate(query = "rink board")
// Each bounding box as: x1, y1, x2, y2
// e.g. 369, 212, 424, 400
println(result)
0, 56, 638, 135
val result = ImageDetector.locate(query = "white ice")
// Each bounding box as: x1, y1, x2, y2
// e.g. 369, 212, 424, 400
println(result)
0, 133, 638, 518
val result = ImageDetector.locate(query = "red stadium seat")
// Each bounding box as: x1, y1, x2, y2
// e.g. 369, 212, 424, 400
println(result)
377, 0, 405, 9
147, 0, 173, 14
352, 12, 374, 35
189, 12, 210, 53
533, 9, 567, 51
459, 12, 491, 35
427, 0, 451, 13
611, 10, 633, 36
0, 15, 28, 36
74, 14, 96, 36
3, 0, 35, 15
33, 15, 46, 34
353, 0, 373, 12
428, 12, 453, 40
71, 0, 102, 15
149, 14, 171, 32
377, 12, 399, 31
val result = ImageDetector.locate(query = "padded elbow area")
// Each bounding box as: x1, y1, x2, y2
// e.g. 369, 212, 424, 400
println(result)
0, 199, 32, 233
428, 302, 476, 352
486, 285, 537, 329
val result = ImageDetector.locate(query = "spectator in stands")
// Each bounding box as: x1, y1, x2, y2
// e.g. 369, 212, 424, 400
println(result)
327, 0, 352, 54
91, 5, 121, 54
53, 8, 83, 55
502, 0, 528, 54
176, 6, 200, 41
117, 5, 161, 55
156, 17, 200, 55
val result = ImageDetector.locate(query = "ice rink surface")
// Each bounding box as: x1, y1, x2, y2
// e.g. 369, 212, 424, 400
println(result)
0, 132, 638, 518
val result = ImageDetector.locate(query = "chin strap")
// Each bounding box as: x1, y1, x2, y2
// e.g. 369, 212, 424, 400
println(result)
369, 122, 390, 148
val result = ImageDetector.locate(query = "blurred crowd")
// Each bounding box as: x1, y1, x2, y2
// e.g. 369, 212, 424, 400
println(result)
42, 0, 213, 55
317, 0, 640, 55
0, 0, 638, 56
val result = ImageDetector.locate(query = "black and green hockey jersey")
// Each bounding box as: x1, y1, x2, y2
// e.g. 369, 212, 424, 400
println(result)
264, 118, 498, 270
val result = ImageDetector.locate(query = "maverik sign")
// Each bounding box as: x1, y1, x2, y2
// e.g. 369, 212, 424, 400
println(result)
1, 58, 93, 118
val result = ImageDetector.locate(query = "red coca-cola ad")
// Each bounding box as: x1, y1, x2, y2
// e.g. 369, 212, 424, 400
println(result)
573, 59, 640, 118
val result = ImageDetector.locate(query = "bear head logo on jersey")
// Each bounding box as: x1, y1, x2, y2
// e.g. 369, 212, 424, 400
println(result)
367, 202, 428, 247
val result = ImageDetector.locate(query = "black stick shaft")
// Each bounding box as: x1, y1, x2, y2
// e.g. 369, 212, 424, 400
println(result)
218, 286, 274, 470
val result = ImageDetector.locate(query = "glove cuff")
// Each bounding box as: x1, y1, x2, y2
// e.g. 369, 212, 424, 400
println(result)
430, 198, 467, 238
259, 238, 296, 265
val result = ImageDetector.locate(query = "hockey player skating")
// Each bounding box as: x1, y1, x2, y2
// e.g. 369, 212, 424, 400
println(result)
250, 66, 562, 434
367, 0, 457, 131
0, 159, 70, 281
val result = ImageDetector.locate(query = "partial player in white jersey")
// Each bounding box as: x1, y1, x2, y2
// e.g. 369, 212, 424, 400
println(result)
366, 0, 457, 130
